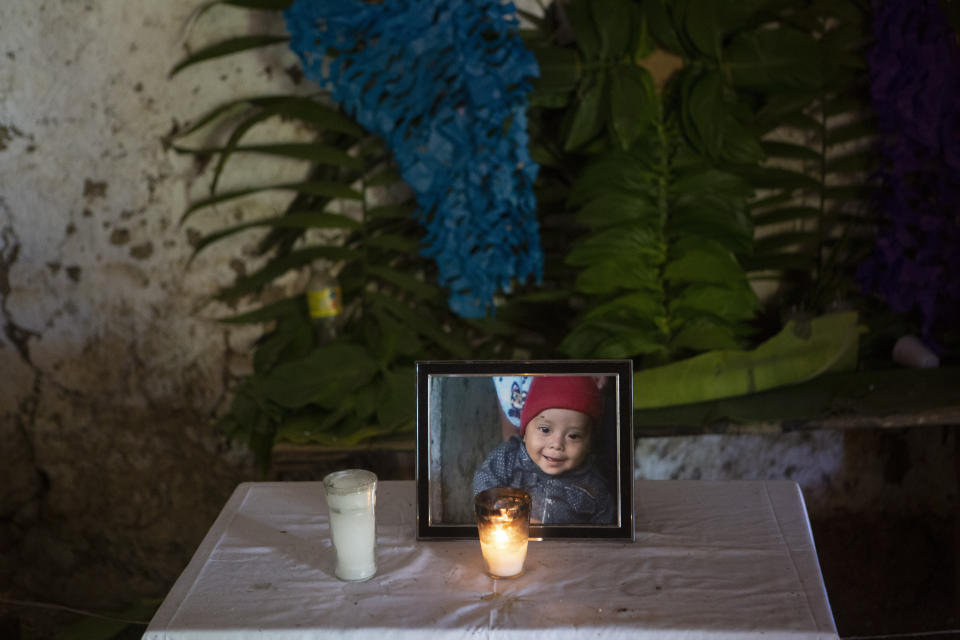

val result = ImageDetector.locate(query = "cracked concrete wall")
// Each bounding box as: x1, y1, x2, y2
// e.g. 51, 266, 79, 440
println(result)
0, 0, 312, 607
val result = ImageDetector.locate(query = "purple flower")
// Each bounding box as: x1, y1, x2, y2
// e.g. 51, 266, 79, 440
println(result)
860, 0, 960, 348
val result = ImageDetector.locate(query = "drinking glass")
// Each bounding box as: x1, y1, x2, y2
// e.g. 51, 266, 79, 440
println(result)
322, 469, 377, 581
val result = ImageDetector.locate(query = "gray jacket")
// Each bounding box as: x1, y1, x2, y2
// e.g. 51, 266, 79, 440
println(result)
473, 436, 615, 525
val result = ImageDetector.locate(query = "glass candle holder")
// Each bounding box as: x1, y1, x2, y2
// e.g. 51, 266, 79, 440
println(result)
322, 469, 377, 581
474, 487, 531, 579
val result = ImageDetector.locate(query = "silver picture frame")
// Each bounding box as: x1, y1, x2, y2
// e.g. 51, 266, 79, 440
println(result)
416, 360, 634, 540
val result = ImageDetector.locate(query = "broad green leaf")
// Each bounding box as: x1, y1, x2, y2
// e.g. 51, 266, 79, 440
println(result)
591, 0, 633, 59
564, 72, 607, 151
577, 192, 658, 228
583, 291, 666, 323
350, 381, 382, 421
567, 0, 601, 59
668, 318, 741, 352
571, 319, 669, 357
668, 203, 753, 255
560, 323, 666, 359
530, 140, 564, 165
567, 225, 664, 265
594, 332, 669, 358
376, 367, 416, 432
634, 311, 860, 407
754, 94, 820, 132
638, 0, 684, 54
719, 121, 765, 165
574, 258, 663, 295
252, 313, 312, 373
609, 64, 656, 150
670, 168, 753, 200
570, 157, 660, 207
628, 4, 654, 60
260, 343, 379, 408
664, 246, 749, 285
685, 70, 725, 157
170, 35, 289, 77
370, 306, 422, 363
668, 283, 757, 321
676, 0, 721, 59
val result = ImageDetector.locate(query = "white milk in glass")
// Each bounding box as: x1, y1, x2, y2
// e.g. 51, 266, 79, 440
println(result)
323, 469, 377, 581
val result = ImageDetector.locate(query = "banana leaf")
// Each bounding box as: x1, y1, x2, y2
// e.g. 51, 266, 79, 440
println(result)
634, 311, 860, 408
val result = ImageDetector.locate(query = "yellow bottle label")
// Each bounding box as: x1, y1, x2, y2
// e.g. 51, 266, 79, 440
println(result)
307, 286, 342, 319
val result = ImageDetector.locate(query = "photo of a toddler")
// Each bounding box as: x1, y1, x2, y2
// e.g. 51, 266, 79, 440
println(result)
473, 375, 616, 525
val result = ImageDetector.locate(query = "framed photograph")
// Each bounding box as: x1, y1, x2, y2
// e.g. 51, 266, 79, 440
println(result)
416, 360, 634, 540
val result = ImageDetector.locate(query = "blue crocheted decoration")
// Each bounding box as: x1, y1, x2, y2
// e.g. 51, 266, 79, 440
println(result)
283, 0, 542, 317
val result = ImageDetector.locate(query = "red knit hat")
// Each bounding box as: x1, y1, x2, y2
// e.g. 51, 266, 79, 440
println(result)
520, 376, 603, 436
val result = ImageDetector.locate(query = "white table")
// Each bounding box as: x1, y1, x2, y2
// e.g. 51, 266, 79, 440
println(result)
144, 480, 838, 639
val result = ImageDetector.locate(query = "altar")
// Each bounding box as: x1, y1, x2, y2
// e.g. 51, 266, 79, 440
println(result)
143, 480, 837, 639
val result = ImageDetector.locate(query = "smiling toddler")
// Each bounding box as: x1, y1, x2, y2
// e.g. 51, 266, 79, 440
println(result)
472, 376, 615, 524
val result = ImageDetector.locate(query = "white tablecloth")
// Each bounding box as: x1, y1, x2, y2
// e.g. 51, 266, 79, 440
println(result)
144, 480, 837, 639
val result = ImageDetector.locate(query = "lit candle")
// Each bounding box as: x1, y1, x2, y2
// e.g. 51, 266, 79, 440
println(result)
475, 488, 531, 578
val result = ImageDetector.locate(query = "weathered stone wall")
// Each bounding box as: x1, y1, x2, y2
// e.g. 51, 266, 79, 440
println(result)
0, 0, 308, 608
636, 428, 957, 517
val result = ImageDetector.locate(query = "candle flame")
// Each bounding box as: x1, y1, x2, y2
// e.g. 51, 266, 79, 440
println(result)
486, 508, 522, 547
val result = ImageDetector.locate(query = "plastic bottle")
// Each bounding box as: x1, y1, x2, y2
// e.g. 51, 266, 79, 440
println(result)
306, 265, 342, 345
